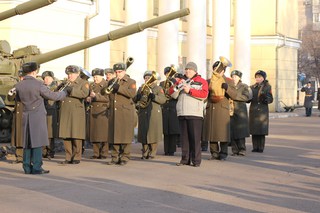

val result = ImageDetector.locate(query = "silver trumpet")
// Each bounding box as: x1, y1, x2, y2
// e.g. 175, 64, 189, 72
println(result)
173, 78, 193, 92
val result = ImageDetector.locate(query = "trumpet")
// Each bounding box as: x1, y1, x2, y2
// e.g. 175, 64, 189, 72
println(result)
173, 78, 193, 92
101, 78, 119, 95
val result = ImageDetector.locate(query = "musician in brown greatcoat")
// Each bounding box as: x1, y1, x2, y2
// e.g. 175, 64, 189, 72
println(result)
106, 62, 136, 166
58, 65, 90, 165
8, 70, 25, 164
202, 57, 237, 161
87, 68, 110, 159
134, 71, 166, 159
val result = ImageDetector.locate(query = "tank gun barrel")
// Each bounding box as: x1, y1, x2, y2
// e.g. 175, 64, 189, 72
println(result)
29, 8, 190, 65
0, 0, 57, 21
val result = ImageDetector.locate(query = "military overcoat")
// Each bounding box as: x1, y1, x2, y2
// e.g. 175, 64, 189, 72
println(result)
230, 82, 250, 140
202, 76, 237, 142
59, 77, 89, 139
301, 86, 315, 108
159, 81, 180, 135
248, 80, 273, 135
88, 79, 109, 142
15, 76, 66, 148
45, 81, 59, 138
8, 87, 24, 147
108, 74, 136, 144
136, 83, 166, 144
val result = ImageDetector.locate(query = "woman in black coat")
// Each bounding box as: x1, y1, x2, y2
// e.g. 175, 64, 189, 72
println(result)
248, 70, 273, 153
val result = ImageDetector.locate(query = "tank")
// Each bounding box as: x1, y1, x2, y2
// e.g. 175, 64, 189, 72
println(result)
0, 7, 190, 142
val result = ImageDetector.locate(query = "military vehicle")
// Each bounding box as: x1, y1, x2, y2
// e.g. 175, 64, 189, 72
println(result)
0, 0, 190, 142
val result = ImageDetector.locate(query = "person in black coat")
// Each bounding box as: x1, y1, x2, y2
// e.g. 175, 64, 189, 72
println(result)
248, 70, 273, 153
160, 67, 181, 156
301, 82, 315, 117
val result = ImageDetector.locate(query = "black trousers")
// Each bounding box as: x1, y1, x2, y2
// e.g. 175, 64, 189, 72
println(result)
305, 107, 312, 116
252, 135, 265, 152
163, 134, 178, 155
178, 116, 202, 165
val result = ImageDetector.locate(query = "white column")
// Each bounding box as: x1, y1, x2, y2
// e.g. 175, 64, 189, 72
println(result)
157, 0, 179, 80
187, 0, 207, 77
212, 0, 231, 76
89, 0, 111, 71
234, 0, 251, 84
126, 0, 148, 87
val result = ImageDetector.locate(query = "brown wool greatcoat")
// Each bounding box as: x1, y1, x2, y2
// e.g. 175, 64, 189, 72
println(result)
136, 83, 166, 144
8, 88, 24, 147
88, 79, 109, 142
202, 76, 237, 142
248, 81, 273, 135
11, 101, 23, 148
230, 82, 250, 140
15, 76, 66, 148
108, 74, 136, 144
59, 77, 89, 139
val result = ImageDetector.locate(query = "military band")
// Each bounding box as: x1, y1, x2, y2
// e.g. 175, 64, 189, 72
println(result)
6, 56, 279, 174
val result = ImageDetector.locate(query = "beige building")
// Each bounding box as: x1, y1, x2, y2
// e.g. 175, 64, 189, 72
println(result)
0, 0, 300, 112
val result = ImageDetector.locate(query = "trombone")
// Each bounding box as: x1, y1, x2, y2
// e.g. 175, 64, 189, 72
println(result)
101, 78, 119, 95
57, 80, 71, 92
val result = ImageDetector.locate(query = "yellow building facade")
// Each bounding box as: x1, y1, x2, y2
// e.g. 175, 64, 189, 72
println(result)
0, 0, 300, 112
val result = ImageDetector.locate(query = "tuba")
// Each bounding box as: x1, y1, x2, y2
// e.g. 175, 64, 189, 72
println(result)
209, 56, 232, 103
136, 71, 158, 109
163, 65, 177, 98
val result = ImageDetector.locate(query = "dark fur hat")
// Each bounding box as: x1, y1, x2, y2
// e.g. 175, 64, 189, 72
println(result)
104, 68, 114, 74
113, 63, 126, 71
255, 70, 267, 80
164, 66, 171, 75
231, 70, 242, 78
41, 71, 54, 79
22, 62, 38, 73
65, 65, 80, 74
92, 68, 104, 76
